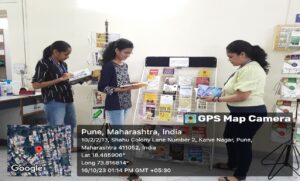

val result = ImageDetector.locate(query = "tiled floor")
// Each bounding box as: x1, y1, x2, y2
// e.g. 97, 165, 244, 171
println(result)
1, 146, 299, 181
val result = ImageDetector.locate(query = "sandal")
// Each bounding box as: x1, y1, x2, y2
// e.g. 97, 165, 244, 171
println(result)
218, 176, 245, 181
127, 172, 142, 181
213, 162, 235, 170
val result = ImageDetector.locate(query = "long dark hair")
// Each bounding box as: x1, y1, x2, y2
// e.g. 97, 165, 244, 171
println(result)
43, 41, 71, 59
226, 40, 270, 74
101, 38, 134, 64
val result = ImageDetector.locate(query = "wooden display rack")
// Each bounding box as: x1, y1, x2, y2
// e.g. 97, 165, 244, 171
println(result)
273, 25, 300, 51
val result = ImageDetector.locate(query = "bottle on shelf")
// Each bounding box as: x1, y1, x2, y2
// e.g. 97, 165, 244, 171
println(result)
6, 80, 13, 96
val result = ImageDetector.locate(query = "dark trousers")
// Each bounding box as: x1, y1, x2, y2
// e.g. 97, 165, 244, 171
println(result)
224, 105, 267, 179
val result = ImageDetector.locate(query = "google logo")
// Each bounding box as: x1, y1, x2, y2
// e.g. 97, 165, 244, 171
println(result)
10, 165, 43, 173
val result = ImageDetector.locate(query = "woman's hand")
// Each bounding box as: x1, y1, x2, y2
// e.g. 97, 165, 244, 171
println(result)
116, 84, 143, 92
199, 91, 250, 103
60, 73, 73, 81
200, 96, 215, 102
32, 73, 74, 89
130, 84, 142, 89
115, 86, 132, 92
128, 82, 145, 89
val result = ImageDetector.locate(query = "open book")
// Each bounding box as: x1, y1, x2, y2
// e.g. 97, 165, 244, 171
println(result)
197, 85, 222, 97
69, 68, 92, 85
120, 82, 148, 88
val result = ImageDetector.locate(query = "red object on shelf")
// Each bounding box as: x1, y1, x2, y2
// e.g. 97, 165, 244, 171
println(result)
19, 89, 35, 95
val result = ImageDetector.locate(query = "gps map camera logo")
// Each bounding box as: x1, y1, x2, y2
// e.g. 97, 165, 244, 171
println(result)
184, 113, 197, 124
7, 125, 72, 176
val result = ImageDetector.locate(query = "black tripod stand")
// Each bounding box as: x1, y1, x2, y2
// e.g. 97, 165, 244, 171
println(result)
90, 119, 112, 155
261, 124, 300, 180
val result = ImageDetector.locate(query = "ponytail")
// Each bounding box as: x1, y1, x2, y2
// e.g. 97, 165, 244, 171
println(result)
101, 38, 134, 64
226, 40, 270, 74
42, 45, 52, 59
251, 45, 269, 74
101, 41, 116, 64
42, 40, 71, 59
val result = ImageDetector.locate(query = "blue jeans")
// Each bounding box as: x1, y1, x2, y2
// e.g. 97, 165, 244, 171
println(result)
105, 109, 129, 169
44, 100, 77, 147
105, 109, 129, 125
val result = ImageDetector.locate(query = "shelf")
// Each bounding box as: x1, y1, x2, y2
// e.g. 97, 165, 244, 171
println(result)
273, 25, 300, 51
133, 57, 217, 169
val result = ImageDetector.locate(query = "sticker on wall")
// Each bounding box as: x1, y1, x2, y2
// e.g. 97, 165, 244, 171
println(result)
92, 107, 105, 124
296, 14, 300, 23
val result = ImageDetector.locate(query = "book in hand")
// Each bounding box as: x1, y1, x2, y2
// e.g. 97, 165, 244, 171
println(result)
197, 85, 222, 97
120, 82, 148, 88
69, 68, 92, 85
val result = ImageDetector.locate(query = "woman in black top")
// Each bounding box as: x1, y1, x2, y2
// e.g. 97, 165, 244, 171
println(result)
32, 41, 76, 149
98, 38, 142, 180
98, 38, 137, 124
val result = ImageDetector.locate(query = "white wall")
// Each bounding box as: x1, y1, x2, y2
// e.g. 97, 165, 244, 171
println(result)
24, 0, 293, 116
2, 0, 300, 151
0, 0, 28, 139
0, 0, 25, 81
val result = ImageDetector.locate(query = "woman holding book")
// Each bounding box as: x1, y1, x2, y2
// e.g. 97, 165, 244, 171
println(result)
98, 38, 141, 180
98, 38, 140, 124
32, 40, 77, 151
201, 40, 269, 181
